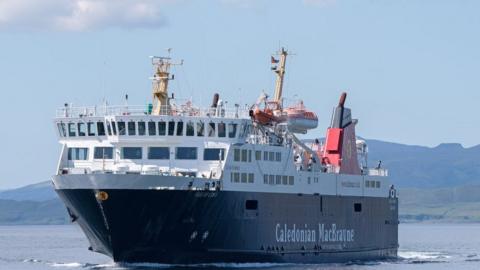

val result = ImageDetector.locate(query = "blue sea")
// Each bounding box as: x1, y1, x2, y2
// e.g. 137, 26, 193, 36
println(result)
0, 224, 479, 270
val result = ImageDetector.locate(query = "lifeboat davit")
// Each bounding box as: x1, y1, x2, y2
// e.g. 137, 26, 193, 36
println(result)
285, 101, 318, 133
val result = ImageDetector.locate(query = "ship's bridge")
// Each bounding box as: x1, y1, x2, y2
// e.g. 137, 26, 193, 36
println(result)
54, 103, 253, 180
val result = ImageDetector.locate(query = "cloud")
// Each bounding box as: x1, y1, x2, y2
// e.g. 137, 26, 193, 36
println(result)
0, 0, 171, 31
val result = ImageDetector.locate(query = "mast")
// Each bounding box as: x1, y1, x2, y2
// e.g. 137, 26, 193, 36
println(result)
150, 53, 183, 115
272, 48, 288, 107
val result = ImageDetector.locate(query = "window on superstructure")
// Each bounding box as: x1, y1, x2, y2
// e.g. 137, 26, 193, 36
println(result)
263, 175, 268, 184
234, 172, 240, 183
121, 147, 142, 159
176, 121, 184, 136
248, 173, 254, 183
106, 121, 112, 136
208, 122, 215, 137
245, 200, 258, 210
68, 123, 76, 137
138, 121, 146, 136
276, 175, 282, 185
233, 149, 240, 161
282, 175, 288, 185
158, 121, 166, 136
148, 147, 170, 160
288, 176, 294, 185
255, 151, 261, 160
175, 147, 197, 160
241, 149, 248, 162
186, 121, 194, 136
117, 121, 126, 135
268, 152, 275, 161
268, 175, 274, 185
203, 148, 225, 161
111, 121, 117, 135
248, 150, 252, 162
263, 151, 268, 161
94, 147, 113, 159
168, 121, 175, 136
228, 123, 237, 138
197, 121, 204, 136
57, 123, 66, 137
365, 180, 370, 188
97, 122, 106, 136
148, 121, 156, 136
127, 122, 136, 136
376, 181, 381, 188
218, 123, 226, 137
87, 122, 96, 136
241, 173, 247, 183
67, 148, 89, 160
275, 152, 281, 162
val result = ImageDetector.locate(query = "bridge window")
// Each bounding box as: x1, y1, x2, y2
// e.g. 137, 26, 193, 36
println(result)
158, 121, 166, 136
168, 120, 175, 136
122, 147, 142, 159
77, 123, 86, 136
118, 121, 126, 135
87, 122, 96, 136
175, 147, 197, 160
68, 123, 76, 137
263, 151, 268, 161
148, 121, 156, 136
111, 121, 117, 135
197, 121, 204, 136
97, 122, 106, 136
138, 121, 146, 136
208, 122, 215, 137
218, 123, 226, 137
176, 121, 184, 136
275, 152, 281, 162
228, 123, 237, 138
57, 123, 66, 137
354, 203, 362, 212
128, 122, 136, 136
67, 148, 89, 160
94, 147, 113, 159
204, 148, 225, 161
106, 121, 112, 136
186, 121, 194, 136
245, 200, 258, 210
268, 152, 275, 161
148, 147, 170, 160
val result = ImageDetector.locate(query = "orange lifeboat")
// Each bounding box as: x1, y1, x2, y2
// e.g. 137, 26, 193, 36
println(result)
285, 101, 318, 133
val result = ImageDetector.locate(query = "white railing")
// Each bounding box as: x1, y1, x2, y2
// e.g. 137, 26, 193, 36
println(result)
56, 104, 250, 119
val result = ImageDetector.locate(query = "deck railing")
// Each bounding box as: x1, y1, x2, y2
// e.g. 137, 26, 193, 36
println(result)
56, 104, 250, 119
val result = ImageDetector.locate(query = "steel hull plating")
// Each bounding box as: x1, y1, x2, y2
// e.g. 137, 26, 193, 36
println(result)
55, 179, 398, 264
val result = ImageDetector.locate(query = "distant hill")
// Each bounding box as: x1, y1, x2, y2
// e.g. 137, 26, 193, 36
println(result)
366, 140, 480, 188
0, 198, 69, 225
0, 181, 57, 201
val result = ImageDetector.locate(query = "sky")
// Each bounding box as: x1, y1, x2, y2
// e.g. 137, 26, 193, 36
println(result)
0, 0, 479, 189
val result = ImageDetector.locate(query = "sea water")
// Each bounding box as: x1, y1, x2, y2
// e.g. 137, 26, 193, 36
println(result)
0, 224, 479, 270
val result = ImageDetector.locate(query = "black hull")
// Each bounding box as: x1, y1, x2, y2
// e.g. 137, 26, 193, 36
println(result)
56, 188, 398, 264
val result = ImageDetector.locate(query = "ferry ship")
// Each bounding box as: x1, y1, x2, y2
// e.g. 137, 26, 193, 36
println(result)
52, 49, 398, 264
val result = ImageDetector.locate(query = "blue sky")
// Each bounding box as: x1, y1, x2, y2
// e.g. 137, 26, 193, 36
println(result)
0, 0, 479, 189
